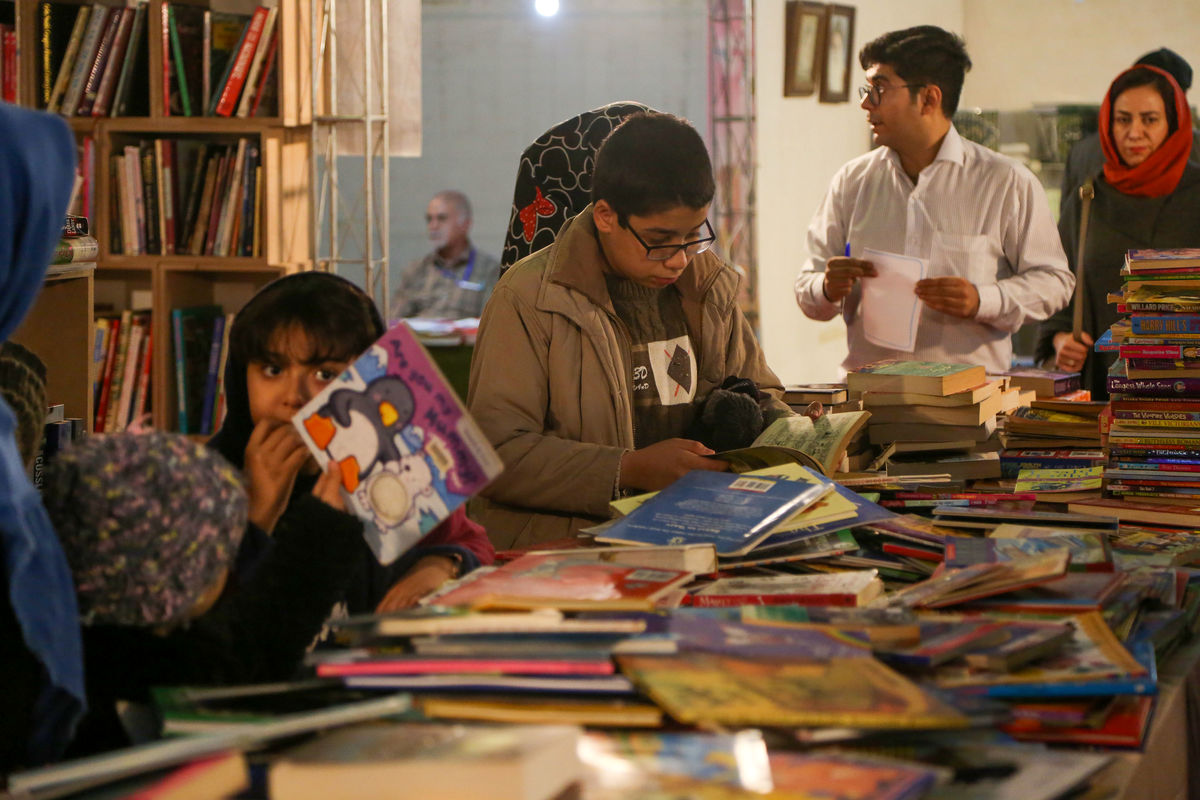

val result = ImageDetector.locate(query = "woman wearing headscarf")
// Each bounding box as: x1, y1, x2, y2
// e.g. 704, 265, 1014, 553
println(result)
0, 102, 83, 770
1037, 64, 1200, 399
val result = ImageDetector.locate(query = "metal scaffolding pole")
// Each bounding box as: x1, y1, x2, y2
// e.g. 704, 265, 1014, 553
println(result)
708, 0, 757, 327
311, 0, 390, 309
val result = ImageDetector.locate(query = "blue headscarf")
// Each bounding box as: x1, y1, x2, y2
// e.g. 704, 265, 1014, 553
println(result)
0, 102, 85, 764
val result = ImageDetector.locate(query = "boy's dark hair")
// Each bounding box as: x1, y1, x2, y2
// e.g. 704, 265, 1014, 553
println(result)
230, 272, 384, 370
1110, 66, 1180, 136
859, 26, 972, 117
591, 112, 715, 220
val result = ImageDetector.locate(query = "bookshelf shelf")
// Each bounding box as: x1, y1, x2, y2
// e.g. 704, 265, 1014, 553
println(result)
10, 0, 312, 433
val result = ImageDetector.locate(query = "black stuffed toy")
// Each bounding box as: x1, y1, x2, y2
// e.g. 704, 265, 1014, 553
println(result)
685, 376, 768, 453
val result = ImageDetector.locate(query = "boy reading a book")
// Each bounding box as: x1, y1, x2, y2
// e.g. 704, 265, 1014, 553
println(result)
208, 272, 494, 614
468, 111, 792, 549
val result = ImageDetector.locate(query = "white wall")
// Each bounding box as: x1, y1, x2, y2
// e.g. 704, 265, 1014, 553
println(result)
755, 0, 963, 384
963, 0, 1200, 111
389, 0, 709, 275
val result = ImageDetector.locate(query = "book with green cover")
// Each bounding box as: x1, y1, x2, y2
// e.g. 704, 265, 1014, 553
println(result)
847, 360, 986, 397
717, 410, 871, 476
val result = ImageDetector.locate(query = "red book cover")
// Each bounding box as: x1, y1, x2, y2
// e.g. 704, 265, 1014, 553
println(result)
93, 315, 122, 433
213, 7, 267, 117
1, 26, 16, 103
1002, 695, 1154, 748
430, 552, 692, 611
315, 657, 615, 678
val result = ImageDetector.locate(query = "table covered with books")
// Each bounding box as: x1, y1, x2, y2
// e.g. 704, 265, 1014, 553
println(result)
18, 343, 1200, 799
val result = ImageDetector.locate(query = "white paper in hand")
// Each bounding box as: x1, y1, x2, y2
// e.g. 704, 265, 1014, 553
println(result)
860, 247, 928, 352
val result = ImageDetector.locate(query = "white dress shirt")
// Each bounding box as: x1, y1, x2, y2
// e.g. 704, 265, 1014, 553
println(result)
794, 125, 1073, 375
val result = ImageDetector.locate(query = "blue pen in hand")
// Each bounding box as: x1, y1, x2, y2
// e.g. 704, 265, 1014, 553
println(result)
844, 242, 851, 258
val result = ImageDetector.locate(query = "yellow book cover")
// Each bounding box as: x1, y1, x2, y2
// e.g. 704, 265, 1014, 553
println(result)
617, 653, 966, 729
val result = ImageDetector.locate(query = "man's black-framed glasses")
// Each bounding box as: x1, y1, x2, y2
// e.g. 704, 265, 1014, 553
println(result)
857, 82, 923, 106
625, 218, 717, 261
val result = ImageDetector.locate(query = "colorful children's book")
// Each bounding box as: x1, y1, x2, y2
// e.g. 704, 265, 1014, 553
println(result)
292, 321, 503, 564
425, 552, 693, 611
1003, 695, 1155, 748
616, 652, 967, 730
596, 469, 830, 557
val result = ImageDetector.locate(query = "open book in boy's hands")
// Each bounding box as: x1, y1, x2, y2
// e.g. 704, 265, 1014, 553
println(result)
292, 321, 503, 564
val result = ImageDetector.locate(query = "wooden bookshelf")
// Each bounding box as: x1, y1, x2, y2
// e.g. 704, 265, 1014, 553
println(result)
6, 0, 312, 432
11, 266, 96, 430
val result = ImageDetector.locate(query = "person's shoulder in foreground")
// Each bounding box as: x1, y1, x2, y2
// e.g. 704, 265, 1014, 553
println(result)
469, 111, 788, 550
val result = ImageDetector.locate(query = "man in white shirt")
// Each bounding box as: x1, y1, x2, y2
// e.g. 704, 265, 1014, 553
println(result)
794, 25, 1073, 375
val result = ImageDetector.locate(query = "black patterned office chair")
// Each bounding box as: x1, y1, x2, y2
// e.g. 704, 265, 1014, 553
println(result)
500, 101, 654, 271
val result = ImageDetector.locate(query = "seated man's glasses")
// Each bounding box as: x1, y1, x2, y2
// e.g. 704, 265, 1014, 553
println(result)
624, 219, 717, 262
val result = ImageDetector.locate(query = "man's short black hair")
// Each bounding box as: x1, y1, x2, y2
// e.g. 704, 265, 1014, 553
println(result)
1136, 47, 1192, 93
591, 112, 715, 220
859, 25, 972, 116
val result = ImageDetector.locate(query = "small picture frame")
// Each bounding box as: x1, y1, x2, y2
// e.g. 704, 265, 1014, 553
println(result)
818, 4, 855, 104
783, 2, 826, 98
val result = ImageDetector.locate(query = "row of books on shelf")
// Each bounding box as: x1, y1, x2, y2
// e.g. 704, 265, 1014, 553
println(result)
32, 402, 86, 490
91, 304, 234, 435
37, 1, 278, 118
111, 137, 262, 257
92, 309, 153, 433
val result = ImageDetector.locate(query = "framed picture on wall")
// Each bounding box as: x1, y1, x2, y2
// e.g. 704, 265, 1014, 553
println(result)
818, 4, 855, 103
783, 2, 826, 97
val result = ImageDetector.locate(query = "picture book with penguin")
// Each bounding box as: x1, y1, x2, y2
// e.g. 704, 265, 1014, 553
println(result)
293, 321, 503, 564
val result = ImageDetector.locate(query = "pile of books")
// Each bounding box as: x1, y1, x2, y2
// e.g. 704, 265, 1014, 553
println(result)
848, 360, 1008, 482
1098, 248, 1200, 515
47, 214, 97, 276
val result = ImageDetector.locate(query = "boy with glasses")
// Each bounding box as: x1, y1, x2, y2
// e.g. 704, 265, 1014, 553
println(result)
794, 25, 1073, 375
468, 111, 791, 549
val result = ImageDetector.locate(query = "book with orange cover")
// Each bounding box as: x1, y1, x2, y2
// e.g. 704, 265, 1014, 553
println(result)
428, 552, 694, 611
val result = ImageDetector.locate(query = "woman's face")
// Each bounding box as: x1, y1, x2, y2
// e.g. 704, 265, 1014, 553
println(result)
1112, 84, 1170, 168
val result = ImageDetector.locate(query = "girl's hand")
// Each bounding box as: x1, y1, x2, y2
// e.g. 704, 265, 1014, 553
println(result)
244, 419, 309, 533
374, 555, 459, 613
312, 461, 346, 511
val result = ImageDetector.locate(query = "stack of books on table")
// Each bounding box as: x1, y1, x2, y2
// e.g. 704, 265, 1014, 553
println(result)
1089, 248, 1200, 518
847, 360, 1006, 482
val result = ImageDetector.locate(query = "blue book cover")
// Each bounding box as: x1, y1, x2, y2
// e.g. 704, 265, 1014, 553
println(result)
752, 481, 897, 551
198, 314, 226, 435
596, 470, 830, 557
171, 308, 187, 432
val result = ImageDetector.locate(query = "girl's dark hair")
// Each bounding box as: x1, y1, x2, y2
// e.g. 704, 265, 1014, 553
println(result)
590, 112, 715, 220
230, 272, 385, 369
1109, 67, 1179, 137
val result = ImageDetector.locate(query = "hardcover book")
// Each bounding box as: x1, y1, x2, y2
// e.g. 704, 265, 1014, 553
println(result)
293, 320, 503, 564
847, 359, 986, 397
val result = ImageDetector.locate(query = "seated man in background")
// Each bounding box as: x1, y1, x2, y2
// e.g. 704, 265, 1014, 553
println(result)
388, 190, 501, 321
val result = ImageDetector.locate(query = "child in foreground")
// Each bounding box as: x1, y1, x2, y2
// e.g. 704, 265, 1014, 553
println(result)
42, 431, 367, 754
468, 111, 792, 549
207, 271, 493, 614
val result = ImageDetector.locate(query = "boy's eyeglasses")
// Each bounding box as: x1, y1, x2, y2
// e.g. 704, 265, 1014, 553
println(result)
625, 219, 717, 261
857, 82, 923, 106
